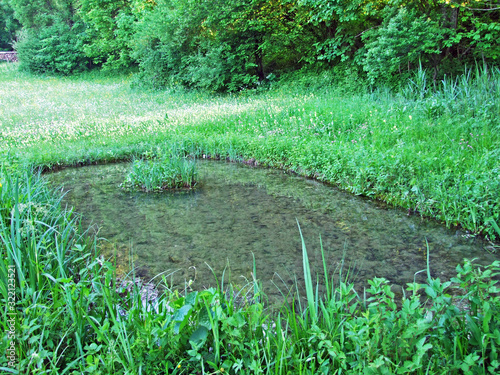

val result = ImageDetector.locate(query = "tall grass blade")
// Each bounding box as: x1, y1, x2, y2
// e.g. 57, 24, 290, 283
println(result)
319, 234, 330, 300
296, 219, 316, 322
425, 238, 431, 282
252, 252, 260, 304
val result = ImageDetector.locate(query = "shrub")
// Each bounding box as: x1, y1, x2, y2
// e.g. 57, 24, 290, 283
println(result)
15, 21, 89, 75
362, 8, 445, 85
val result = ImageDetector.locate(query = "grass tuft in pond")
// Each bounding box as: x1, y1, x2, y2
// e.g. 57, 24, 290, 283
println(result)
123, 155, 198, 192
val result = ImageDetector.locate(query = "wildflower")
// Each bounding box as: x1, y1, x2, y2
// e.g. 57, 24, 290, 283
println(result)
409, 115, 412, 120
177, 364, 181, 369
220, 369, 225, 373
0, 182, 2, 188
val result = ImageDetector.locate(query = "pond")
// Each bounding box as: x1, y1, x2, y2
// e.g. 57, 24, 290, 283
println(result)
47, 161, 498, 304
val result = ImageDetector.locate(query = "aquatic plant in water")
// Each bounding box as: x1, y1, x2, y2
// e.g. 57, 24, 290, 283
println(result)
123, 155, 197, 192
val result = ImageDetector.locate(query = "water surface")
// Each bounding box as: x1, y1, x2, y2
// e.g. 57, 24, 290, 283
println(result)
48, 161, 498, 303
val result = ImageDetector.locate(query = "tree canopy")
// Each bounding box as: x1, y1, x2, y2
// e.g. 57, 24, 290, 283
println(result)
3, 0, 499, 88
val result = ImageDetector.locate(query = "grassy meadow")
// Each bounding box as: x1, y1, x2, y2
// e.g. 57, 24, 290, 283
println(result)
1, 62, 500, 374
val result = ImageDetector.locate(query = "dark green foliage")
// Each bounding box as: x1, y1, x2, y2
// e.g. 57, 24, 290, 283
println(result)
362, 8, 446, 84
15, 21, 89, 74
131, 0, 201, 89
359, 0, 500, 85
4, 0, 499, 89
0, 0, 20, 50
298, 0, 500, 86
8, 0, 60, 29
131, 0, 256, 91
10, 0, 89, 74
299, 0, 381, 64
132, 0, 314, 91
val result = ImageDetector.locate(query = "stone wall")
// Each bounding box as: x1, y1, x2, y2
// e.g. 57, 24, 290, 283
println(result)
0, 52, 18, 62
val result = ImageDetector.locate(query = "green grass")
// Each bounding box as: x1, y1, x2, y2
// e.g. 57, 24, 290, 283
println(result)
123, 143, 198, 192
1, 62, 500, 373
124, 156, 197, 192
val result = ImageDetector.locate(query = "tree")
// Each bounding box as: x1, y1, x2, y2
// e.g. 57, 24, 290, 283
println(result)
362, 8, 446, 84
10, 0, 89, 74
78, 0, 137, 69
440, 0, 500, 63
132, 0, 311, 91
8, 0, 78, 29
298, 0, 384, 63
5, 0, 497, 84
358, 0, 500, 83
0, 0, 21, 50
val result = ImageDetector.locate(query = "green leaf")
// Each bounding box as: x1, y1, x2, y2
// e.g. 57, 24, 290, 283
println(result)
199, 307, 212, 330
189, 326, 209, 345
173, 304, 193, 334
185, 291, 198, 306
297, 219, 316, 322
488, 218, 500, 237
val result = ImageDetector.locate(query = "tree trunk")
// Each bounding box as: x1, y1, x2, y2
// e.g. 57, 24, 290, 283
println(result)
254, 35, 265, 81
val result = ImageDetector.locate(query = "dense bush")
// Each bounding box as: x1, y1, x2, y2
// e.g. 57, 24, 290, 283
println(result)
15, 22, 89, 75
362, 8, 445, 85
79, 0, 137, 70
131, 0, 261, 91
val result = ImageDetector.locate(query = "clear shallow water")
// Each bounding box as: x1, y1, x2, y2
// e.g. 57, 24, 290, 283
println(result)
47, 161, 498, 303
